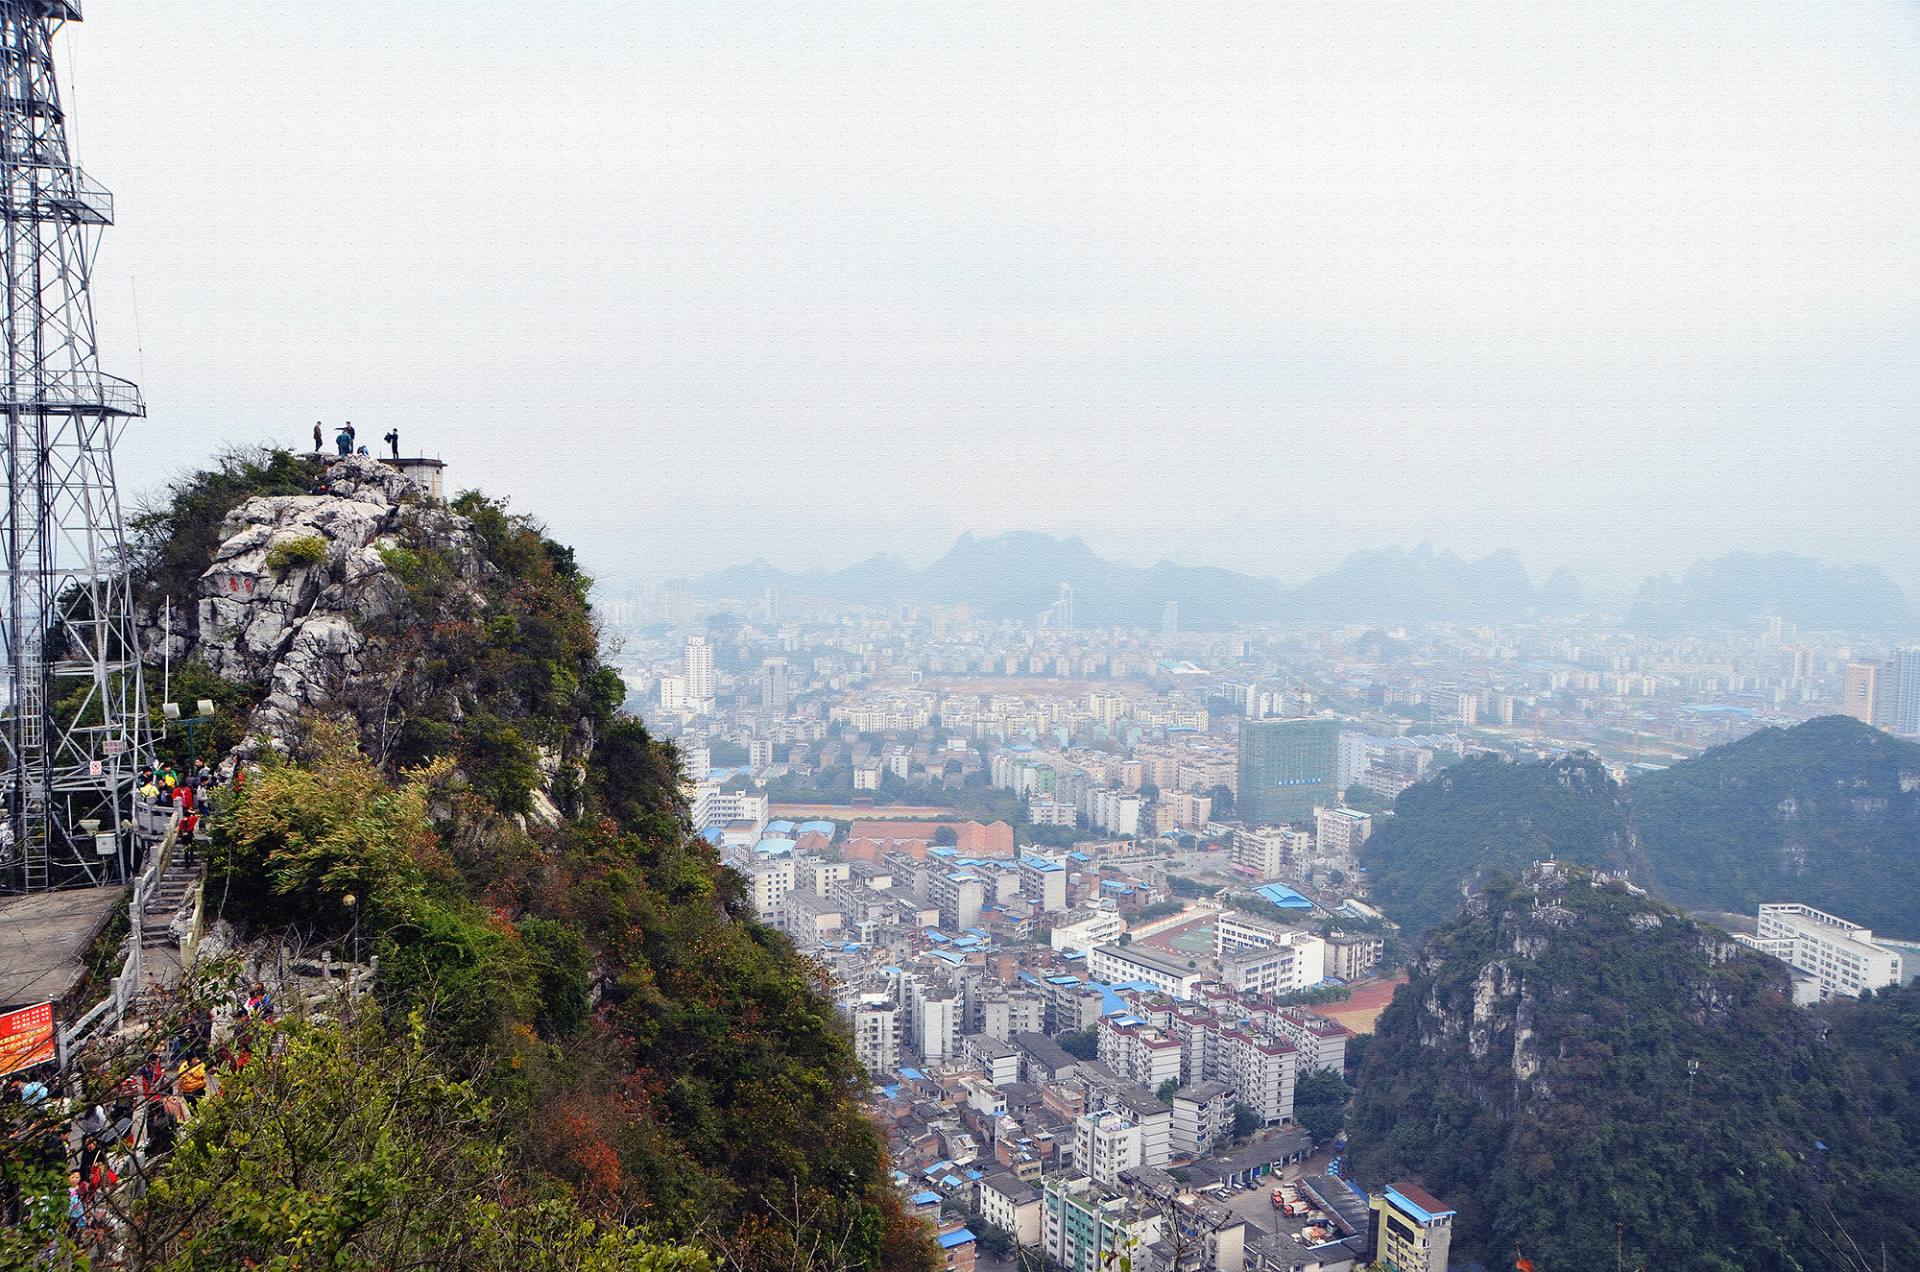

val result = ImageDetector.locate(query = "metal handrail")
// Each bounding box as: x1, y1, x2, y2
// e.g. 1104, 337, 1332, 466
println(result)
55, 805, 180, 1070
0, 368, 144, 416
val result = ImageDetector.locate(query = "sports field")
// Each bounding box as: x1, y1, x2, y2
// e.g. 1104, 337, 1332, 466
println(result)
1319, 974, 1408, 1035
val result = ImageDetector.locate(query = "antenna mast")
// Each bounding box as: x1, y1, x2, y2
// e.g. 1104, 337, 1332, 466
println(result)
0, 0, 148, 891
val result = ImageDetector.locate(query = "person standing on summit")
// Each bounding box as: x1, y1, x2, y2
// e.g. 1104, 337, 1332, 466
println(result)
313, 421, 322, 452
335, 426, 352, 457
384, 428, 399, 458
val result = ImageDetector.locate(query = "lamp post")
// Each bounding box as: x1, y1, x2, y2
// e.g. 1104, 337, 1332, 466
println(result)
342, 892, 361, 1003
162, 698, 217, 773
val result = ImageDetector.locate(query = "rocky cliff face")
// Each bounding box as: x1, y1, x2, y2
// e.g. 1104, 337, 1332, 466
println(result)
1346, 863, 1857, 1270
152, 455, 484, 761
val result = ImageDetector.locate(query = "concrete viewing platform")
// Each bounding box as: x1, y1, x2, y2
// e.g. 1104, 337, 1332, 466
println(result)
0, 885, 123, 1011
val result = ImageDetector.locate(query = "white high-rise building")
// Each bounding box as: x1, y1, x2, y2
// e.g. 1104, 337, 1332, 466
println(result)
1888, 647, 1920, 736
684, 635, 716, 711
1315, 806, 1372, 857
1073, 1110, 1143, 1186
851, 993, 899, 1076
915, 988, 962, 1061
761, 657, 790, 713
683, 742, 711, 783
657, 674, 686, 714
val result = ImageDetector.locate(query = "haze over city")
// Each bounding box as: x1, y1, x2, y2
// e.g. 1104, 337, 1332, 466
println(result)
60, 0, 1920, 590
5, 4, 1920, 1272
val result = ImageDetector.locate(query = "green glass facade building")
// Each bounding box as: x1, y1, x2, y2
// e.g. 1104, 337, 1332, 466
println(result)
1237, 717, 1339, 826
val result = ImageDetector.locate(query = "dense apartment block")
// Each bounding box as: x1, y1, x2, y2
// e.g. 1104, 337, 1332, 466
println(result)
1170, 1080, 1237, 1157
1088, 942, 1205, 997
1096, 1013, 1184, 1090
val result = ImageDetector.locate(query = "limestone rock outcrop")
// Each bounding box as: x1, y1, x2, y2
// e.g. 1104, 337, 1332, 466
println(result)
171, 455, 482, 757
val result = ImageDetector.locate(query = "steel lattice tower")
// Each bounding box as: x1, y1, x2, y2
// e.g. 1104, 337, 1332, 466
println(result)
0, 0, 146, 892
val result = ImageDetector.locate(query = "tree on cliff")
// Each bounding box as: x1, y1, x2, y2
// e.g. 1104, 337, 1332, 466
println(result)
123, 450, 939, 1272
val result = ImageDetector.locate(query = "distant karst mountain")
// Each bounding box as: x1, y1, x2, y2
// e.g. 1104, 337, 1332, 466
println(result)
1629, 551, 1909, 623
697, 534, 1567, 624
699, 537, 1909, 626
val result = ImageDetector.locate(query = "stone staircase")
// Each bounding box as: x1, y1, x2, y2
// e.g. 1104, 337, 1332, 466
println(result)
140, 858, 202, 949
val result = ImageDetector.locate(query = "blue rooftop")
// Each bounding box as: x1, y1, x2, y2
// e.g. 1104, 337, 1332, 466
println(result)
909, 1191, 941, 1205
898, 1067, 926, 1081
1085, 978, 1158, 1015
1255, 883, 1313, 909
766, 819, 796, 833
754, 837, 797, 855
938, 1229, 977, 1249
700, 826, 724, 845
1020, 855, 1064, 871
797, 819, 838, 836
1384, 1185, 1456, 1225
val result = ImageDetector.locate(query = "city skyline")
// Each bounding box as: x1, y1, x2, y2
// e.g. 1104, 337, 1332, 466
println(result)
56, 1, 1920, 590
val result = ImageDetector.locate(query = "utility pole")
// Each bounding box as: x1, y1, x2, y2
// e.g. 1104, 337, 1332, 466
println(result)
0, 0, 147, 891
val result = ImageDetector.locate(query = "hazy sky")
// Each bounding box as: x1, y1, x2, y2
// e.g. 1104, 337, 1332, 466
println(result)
66, 1, 1920, 592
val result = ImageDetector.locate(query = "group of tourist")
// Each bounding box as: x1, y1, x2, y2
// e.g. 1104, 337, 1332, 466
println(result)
313, 420, 401, 459
2, 973, 280, 1257
136, 761, 210, 865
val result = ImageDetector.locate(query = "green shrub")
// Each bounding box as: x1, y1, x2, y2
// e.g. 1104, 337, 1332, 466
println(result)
265, 533, 329, 572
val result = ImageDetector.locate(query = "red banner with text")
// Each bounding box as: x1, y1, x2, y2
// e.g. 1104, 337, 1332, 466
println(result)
0, 1001, 55, 1075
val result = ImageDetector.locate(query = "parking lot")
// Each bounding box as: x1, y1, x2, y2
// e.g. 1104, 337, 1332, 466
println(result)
1198, 1147, 1337, 1234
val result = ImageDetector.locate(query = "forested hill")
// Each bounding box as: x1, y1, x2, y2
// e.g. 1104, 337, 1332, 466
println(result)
111, 449, 937, 1270
1359, 752, 1644, 937
1632, 715, 1920, 936
1346, 864, 1920, 1271
1360, 717, 1920, 941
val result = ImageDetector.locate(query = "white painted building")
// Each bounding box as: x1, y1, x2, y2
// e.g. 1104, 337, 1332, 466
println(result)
851, 993, 898, 1076
912, 985, 963, 1061
963, 1032, 1022, 1086
1314, 806, 1373, 857
1088, 943, 1204, 998
1019, 854, 1070, 912
1741, 903, 1904, 1000
1051, 908, 1126, 955
743, 856, 795, 925
928, 870, 987, 930
1171, 1080, 1237, 1157
1074, 1109, 1144, 1186
683, 635, 715, 711
1219, 1029, 1296, 1125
